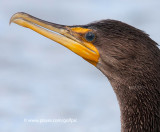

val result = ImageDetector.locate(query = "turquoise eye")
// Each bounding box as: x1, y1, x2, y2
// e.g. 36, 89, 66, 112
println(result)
85, 32, 95, 42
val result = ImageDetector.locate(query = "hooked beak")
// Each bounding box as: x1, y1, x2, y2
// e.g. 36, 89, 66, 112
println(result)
10, 12, 99, 66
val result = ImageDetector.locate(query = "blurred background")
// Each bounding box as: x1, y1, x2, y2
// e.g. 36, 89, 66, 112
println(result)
0, 0, 160, 132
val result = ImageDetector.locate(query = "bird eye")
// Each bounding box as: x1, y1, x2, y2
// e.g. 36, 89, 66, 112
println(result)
85, 32, 95, 42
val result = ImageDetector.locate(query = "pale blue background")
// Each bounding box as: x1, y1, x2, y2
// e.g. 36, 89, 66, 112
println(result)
0, 0, 160, 132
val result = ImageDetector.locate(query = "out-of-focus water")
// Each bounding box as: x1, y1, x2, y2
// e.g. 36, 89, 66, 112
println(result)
0, 0, 160, 132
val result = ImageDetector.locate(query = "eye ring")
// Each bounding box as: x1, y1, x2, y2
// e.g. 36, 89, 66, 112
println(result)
84, 32, 95, 42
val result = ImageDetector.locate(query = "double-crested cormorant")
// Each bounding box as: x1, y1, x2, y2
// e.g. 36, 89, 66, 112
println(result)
10, 12, 160, 132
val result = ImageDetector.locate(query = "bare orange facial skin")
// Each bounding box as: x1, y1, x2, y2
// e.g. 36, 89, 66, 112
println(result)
68, 27, 99, 65
10, 12, 100, 66
70, 27, 91, 33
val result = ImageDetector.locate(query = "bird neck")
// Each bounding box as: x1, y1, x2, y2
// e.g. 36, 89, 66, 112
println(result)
110, 77, 160, 132
97, 45, 160, 131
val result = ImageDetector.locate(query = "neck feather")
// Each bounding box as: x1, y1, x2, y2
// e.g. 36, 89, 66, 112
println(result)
110, 76, 160, 132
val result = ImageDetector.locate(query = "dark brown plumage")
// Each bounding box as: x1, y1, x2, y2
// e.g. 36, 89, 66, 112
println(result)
84, 20, 160, 132
10, 13, 160, 132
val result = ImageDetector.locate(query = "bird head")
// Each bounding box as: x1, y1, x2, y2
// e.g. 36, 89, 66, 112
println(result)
10, 12, 158, 81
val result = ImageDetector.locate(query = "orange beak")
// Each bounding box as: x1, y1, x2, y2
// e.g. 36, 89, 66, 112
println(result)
10, 12, 99, 66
